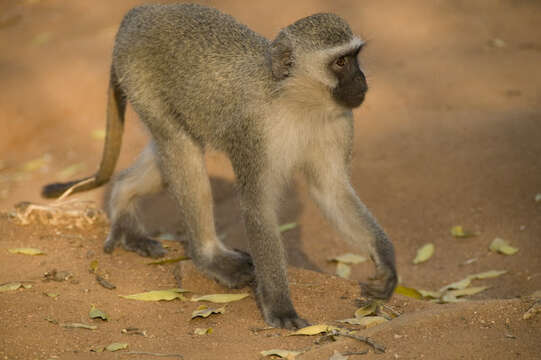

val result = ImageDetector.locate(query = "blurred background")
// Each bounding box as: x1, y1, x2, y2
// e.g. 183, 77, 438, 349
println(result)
0, 0, 540, 294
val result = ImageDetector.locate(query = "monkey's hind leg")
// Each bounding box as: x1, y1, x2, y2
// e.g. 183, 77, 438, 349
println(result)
103, 143, 167, 258
157, 131, 254, 288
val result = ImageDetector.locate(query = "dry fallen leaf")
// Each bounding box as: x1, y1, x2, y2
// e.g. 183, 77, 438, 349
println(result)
534, 193, 541, 203
44, 292, 59, 298
191, 305, 226, 319
335, 262, 351, 279
261, 349, 301, 359
468, 270, 507, 280
418, 289, 442, 299
450, 225, 477, 238
289, 324, 339, 336
329, 350, 348, 360
91, 129, 106, 140
105, 343, 128, 352
191, 293, 249, 303
329, 253, 367, 264
61, 323, 97, 330
194, 327, 213, 335
0, 282, 24, 292
8, 248, 44, 255
439, 277, 472, 292
489, 238, 518, 255
354, 301, 378, 318
357, 316, 388, 329
89, 260, 98, 273
89, 306, 108, 321
523, 302, 541, 320
413, 243, 434, 264
446, 286, 489, 298
120, 289, 188, 301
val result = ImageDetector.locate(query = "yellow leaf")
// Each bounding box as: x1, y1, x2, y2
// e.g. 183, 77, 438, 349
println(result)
450, 225, 477, 238
335, 262, 351, 279
357, 316, 388, 328
468, 270, 507, 280
413, 243, 434, 264
446, 286, 489, 298
261, 349, 301, 359
44, 292, 59, 298
329, 253, 367, 264
191, 306, 225, 319
288, 324, 339, 336
336, 318, 362, 325
0, 282, 22, 292
105, 343, 128, 352
489, 238, 518, 255
440, 294, 466, 303
354, 301, 377, 318
194, 327, 213, 335
119, 289, 188, 301
89, 260, 98, 273
394, 285, 422, 299
191, 293, 249, 303
8, 248, 44, 255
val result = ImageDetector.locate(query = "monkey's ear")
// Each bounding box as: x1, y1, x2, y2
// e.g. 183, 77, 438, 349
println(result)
269, 34, 295, 80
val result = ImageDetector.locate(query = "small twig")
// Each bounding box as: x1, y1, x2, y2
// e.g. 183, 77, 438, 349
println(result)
334, 331, 386, 353
122, 351, 183, 358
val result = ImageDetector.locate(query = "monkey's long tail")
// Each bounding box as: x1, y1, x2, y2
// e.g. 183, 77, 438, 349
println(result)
41, 69, 127, 198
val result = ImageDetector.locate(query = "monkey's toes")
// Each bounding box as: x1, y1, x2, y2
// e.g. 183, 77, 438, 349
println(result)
122, 235, 168, 258
265, 311, 310, 330
360, 272, 397, 300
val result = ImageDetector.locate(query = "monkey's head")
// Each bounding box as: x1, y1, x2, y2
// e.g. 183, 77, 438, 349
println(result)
269, 13, 367, 109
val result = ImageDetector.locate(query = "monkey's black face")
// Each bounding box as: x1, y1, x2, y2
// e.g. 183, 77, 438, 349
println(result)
330, 52, 367, 108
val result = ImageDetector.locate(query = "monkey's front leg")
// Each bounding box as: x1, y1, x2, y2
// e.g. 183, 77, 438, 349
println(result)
239, 188, 309, 329
307, 169, 397, 300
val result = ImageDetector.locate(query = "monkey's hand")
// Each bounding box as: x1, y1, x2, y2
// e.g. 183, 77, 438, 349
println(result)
359, 265, 397, 300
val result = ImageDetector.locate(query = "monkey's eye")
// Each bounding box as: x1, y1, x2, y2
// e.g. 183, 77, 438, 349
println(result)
335, 56, 346, 67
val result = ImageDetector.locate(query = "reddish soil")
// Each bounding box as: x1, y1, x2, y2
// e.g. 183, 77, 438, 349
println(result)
1, 1, 540, 359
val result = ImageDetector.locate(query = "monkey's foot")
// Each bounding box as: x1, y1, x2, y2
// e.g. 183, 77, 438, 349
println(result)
264, 310, 310, 330
201, 248, 255, 288
122, 234, 167, 258
359, 267, 397, 300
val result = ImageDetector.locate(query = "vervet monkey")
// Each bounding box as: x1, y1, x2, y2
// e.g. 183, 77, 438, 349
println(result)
43, 4, 397, 329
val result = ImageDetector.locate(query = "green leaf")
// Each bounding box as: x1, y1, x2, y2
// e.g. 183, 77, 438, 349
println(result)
329, 253, 367, 264
120, 289, 188, 301
278, 222, 297, 233
489, 238, 518, 255
146, 256, 190, 265
89, 306, 108, 321
191, 305, 226, 319
191, 293, 249, 303
105, 343, 128, 352
413, 243, 434, 264
394, 285, 422, 299
8, 248, 44, 255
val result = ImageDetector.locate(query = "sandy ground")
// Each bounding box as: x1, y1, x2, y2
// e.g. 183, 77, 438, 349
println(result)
1, 0, 540, 359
